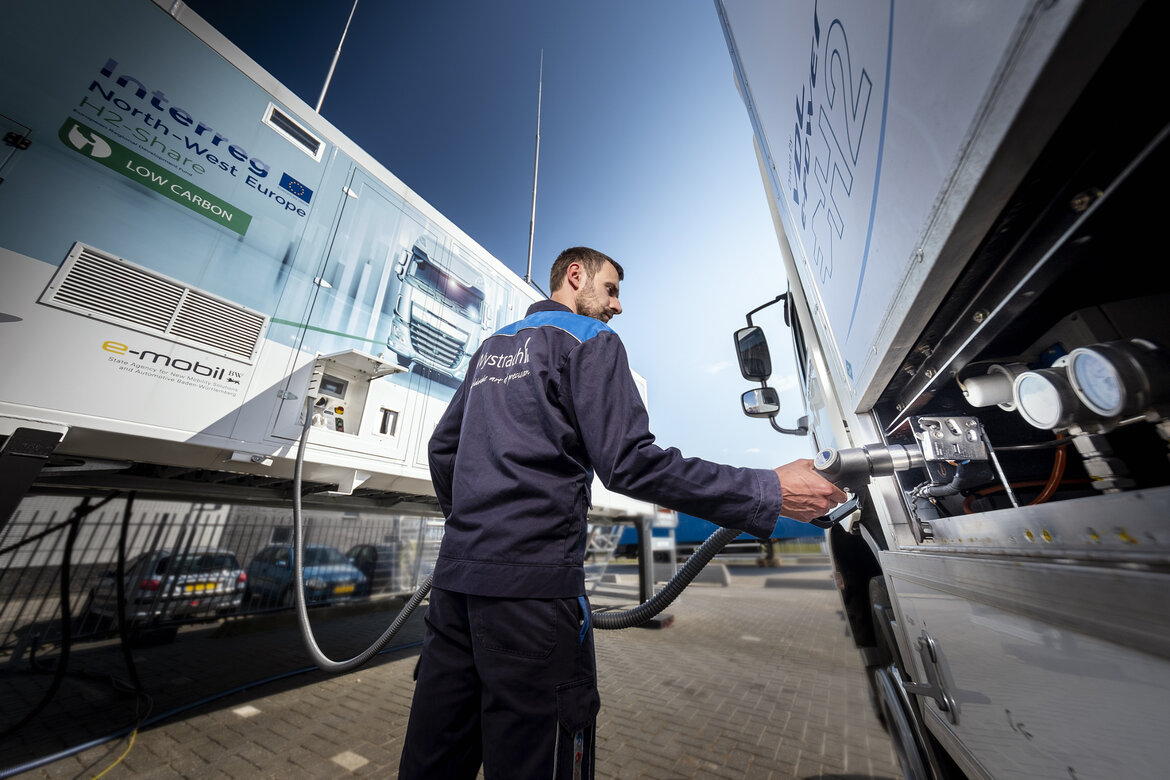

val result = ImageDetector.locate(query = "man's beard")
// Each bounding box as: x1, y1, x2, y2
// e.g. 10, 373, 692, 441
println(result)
575, 284, 611, 323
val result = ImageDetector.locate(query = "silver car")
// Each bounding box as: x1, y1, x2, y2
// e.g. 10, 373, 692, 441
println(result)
84, 547, 247, 626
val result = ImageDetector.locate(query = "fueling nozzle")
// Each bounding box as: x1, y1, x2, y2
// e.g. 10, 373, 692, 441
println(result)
813, 443, 926, 492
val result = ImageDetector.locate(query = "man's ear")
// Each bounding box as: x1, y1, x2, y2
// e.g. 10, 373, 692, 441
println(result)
564, 261, 585, 292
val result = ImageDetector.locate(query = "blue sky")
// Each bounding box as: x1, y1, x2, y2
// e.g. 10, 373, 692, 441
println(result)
185, 0, 811, 470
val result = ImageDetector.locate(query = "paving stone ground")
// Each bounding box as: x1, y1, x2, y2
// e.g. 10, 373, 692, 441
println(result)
3, 560, 900, 779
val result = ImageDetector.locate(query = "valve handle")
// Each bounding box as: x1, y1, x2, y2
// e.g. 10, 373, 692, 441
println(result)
808, 493, 862, 529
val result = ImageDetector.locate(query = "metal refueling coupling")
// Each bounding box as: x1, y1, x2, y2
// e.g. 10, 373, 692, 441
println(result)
813, 444, 926, 491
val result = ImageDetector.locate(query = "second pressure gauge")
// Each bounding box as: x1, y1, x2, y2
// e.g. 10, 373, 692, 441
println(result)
1067, 347, 1124, 417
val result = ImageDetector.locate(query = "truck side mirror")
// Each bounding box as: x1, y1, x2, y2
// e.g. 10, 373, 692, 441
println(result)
734, 326, 772, 381
742, 387, 780, 418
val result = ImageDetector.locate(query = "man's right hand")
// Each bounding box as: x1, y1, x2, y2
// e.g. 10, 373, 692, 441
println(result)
773, 459, 849, 522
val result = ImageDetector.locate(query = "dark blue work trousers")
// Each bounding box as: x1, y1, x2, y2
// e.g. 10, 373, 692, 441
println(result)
398, 587, 600, 779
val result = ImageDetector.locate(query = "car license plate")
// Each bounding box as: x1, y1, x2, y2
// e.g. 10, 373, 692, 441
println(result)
333, 584, 354, 595
184, 582, 217, 593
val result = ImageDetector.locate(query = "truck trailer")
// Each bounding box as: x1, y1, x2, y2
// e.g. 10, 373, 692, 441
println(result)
0, 0, 654, 528
718, 1, 1169, 778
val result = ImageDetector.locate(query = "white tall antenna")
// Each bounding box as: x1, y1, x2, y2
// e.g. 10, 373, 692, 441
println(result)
524, 50, 543, 287
316, 0, 360, 113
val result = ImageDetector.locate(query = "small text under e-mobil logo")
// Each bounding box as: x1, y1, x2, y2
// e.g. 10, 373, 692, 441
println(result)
102, 340, 241, 384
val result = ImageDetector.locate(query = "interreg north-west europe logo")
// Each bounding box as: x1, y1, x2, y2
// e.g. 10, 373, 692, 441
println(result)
60, 119, 252, 236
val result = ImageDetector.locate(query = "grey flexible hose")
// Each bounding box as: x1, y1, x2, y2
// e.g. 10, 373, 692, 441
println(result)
292, 396, 745, 668
292, 398, 431, 673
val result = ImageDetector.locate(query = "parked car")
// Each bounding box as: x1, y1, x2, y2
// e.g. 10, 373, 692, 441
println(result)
82, 547, 247, 628
345, 542, 407, 595
245, 544, 366, 608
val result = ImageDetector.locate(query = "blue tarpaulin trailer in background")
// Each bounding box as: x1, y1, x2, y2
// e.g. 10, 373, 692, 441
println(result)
616, 513, 822, 559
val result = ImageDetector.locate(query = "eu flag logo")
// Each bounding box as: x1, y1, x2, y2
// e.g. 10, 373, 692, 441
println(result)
279, 173, 313, 203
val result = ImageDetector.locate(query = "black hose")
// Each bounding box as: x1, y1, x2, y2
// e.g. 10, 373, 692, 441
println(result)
384, 521, 740, 634
115, 493, 143, 692
0, 497, 91, 737
915, 460, 994, 498
592, 525, 740, 630
343, 523, 741, 634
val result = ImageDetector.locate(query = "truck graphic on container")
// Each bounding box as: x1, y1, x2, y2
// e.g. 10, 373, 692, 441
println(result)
387, 237, 488, 385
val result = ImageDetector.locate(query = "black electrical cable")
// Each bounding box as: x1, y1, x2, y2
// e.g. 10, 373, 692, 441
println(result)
12, 657, 157, 780
0, 492, 119, 557
0, 495, 97, 737
8, 497, 141, 697
13, 493, 153, 778
0, 640, 423, 779
995, 439, 1071, 452
114, 493, 144, 692
0, 516, 77, 556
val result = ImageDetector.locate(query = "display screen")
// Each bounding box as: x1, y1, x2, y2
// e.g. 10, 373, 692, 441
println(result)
320, 374, 348, 398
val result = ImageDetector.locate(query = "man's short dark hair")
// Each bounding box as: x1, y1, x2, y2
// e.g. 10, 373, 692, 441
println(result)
549, 247, 624, 292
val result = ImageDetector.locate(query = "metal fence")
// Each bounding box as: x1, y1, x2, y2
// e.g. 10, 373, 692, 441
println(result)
0, 495, 443, 666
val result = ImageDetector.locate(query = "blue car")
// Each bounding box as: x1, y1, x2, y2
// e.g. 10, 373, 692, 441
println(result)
245, 544, 366, 608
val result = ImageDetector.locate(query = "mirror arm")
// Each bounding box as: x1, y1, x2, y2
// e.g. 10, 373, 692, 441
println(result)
745, 293, 788, 327
768, 417, 808, 436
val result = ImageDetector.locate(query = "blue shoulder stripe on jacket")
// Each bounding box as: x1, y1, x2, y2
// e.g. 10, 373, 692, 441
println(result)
493, 310, 611, 343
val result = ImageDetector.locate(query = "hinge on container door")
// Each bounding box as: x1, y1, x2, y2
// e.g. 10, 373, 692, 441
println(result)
3, 132, 31, 150
903, 629, 958, 724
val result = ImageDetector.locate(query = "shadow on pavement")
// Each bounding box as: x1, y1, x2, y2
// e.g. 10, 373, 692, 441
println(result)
0, 596, 425, 775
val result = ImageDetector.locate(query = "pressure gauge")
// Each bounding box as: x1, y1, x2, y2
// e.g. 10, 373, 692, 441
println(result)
1013, 365, 1083, 430
1067, 348, 1124, 416
1067, 339, 1170, 419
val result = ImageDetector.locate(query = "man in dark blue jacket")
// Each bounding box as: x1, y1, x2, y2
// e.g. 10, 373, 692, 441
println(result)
399, 247, 846, 779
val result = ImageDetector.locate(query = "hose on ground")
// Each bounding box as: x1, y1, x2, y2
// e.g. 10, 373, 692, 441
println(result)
592, 525, 739, 630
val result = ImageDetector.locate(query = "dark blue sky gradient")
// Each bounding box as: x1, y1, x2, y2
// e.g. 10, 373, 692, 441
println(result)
182, 0, 805, 468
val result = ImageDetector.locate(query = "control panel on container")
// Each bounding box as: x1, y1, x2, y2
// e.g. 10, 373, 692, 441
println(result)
306, 350, 405, 438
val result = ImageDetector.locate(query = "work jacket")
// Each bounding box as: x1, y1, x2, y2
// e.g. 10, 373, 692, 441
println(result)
428, 299, 785, 598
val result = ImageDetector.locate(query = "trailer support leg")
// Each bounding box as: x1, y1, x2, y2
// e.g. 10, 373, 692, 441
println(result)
636, 515, 654, 603
0, 425, 67, 532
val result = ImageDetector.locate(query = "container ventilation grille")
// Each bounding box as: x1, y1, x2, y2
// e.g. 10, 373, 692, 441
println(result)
171, 290, 265, 358
43, 244, 266, 362
53, 249, 185, 331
